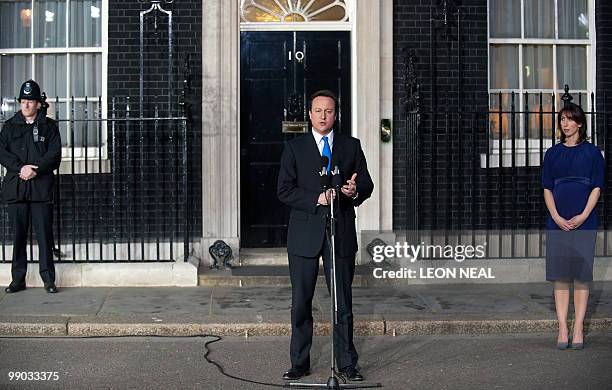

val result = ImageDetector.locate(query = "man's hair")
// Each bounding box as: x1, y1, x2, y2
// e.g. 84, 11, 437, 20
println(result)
558, 102, 588, 144
309, 90, 338, 112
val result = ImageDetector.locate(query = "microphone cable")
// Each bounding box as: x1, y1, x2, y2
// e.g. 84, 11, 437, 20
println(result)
0, 333, 289, 388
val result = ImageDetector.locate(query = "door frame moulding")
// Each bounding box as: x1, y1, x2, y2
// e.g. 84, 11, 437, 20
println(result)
201, 0, 384, 262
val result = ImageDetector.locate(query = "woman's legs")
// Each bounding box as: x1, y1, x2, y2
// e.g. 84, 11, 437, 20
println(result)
553, 281, 570, 343
572, 281, 590, 344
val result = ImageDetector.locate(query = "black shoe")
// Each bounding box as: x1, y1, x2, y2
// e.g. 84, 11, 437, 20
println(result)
5, 282, 26, 293
44, 283, 58, 293
340, 366, 363, 381
282, 367, 310, 380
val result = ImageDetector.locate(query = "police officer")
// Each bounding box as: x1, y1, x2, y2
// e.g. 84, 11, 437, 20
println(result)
0, 80, 61, 293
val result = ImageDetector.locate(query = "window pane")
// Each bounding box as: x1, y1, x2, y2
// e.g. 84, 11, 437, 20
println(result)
1, 55, 32, 99
490, 45, 519, 89
35, 54, 67, 98
70, 53, 102, 97
524, 0, 554, 38
34, 0, 67, 47
558, 91, 589, 111
557, 46, 587, 91
69, 0, 102, 47
241, 0, 349, 23
523, 45, 553, 89
72, 101, 99, 147
1, 99, 19, 121
525, 93, 554, 139
489, 93, 519, 140
47, 100, 68, 146
558, 0, 589, 39
489, 0, 520, 38
0, 0, 32, 48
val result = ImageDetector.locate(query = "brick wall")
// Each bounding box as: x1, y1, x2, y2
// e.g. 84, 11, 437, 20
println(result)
52, 0, 203, 252
392, 0, 610, 233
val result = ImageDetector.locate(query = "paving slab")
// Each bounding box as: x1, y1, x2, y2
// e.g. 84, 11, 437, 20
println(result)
210, 286, 296, 316
0, 287, 109, 316
98, 287, 212, 316
403, 283, 531, 314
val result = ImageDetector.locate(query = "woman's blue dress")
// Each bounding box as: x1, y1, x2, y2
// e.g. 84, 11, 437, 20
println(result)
542, 141, 605, 282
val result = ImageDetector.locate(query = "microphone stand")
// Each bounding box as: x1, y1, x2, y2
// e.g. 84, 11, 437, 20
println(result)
287, 165, 382, 390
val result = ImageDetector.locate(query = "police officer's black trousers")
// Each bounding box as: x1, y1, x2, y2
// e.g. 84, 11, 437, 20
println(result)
8, 202, 55, 285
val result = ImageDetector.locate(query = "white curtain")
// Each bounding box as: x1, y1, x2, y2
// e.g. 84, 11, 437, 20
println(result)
557, 45, 587, 90
34, 54, 67, 98
34, 0, 66, 48
558, 0, 589, 39
0, 55, 32, 100
523, 45, 553, 89
0, 1, 31, 48
489, 0, 520, 38
524, 0, 554, 38
70, 0, 102, 47
490, 45, 518, 89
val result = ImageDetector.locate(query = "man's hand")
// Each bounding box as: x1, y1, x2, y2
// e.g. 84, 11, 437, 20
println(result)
341, 173, 357, 197
19, 165, 38, 181
317, 189, 336, 205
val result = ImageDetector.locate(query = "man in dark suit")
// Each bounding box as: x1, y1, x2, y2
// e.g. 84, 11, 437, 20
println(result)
277, 90, 374, 381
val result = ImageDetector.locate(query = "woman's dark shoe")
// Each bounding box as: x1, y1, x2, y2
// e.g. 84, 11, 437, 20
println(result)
557, 341, 569, 350
571, 341, 584, 350
44, 283, 58, 293
282, 367, 310, 380
5, 282, 26, 293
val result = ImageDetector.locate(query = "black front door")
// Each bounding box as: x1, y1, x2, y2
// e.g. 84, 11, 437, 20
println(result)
240, 31, 351, 247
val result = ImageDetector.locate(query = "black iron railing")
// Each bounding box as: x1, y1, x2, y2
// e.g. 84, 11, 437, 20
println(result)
402, 85, 611, 259
0, 94, 195, 262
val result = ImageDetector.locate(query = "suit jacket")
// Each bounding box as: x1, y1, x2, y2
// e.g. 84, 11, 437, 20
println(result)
277, 132, 374, 258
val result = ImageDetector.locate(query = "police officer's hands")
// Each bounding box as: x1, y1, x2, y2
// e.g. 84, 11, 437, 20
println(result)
19, 165, 38, 181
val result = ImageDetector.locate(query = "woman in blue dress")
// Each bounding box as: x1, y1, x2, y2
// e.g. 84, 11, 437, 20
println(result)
542, 102, 604, 350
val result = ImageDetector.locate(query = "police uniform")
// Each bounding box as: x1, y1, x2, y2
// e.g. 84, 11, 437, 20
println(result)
0, 80, 61, 293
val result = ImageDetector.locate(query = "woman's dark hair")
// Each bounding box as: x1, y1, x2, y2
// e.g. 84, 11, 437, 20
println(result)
558, 102, 588, 144
309, 89, 338, 112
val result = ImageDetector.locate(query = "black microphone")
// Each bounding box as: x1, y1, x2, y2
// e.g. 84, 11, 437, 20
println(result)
320, 156, 331, 189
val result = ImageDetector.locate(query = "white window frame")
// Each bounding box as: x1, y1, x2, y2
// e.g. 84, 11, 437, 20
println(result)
485, 0, 596, 168
0, 0, 108, 168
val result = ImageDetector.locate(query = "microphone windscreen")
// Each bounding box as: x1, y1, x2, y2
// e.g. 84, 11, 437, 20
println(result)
331, 165, 343, 187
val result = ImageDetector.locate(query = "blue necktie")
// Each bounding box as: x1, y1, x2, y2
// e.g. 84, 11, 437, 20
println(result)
322, 136, 332, 172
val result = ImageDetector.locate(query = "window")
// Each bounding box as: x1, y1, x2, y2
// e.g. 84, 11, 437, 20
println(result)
240, 0, 351, 29
487, 0, 595, 166
0, 0, 107, 161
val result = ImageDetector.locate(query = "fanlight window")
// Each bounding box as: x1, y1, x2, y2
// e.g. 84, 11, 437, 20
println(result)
240, 0, 349, 23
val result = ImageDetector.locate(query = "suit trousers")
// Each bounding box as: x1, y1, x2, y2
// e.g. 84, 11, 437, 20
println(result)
8, 202, 55, 285
288, 234, 358, 371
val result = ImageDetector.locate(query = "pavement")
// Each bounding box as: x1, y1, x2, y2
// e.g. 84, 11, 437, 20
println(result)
0, 282, 612, 337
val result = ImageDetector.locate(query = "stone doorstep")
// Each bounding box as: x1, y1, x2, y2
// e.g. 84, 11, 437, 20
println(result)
198, 265, 372, 287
